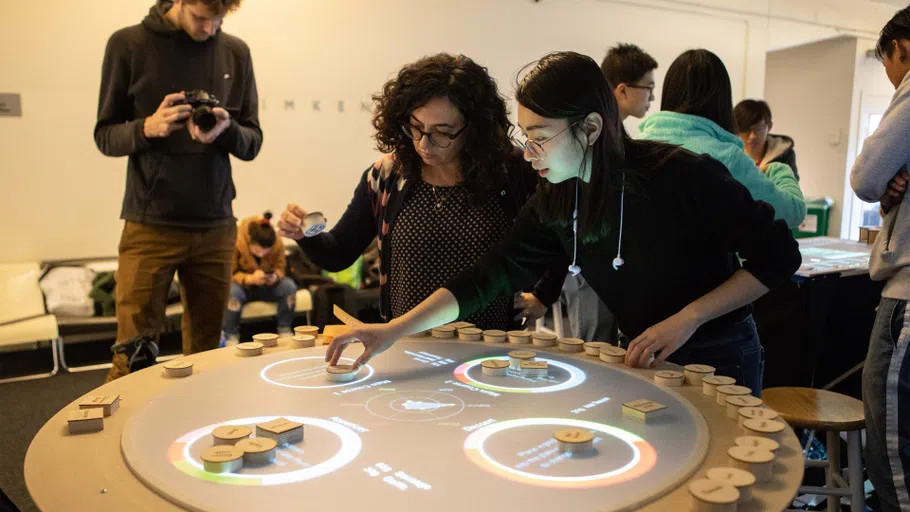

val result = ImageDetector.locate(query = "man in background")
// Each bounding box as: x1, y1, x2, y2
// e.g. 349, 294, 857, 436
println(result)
94, 0, 262, 381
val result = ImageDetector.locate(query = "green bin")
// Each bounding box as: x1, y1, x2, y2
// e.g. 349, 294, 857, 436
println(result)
793, 197, 833, 239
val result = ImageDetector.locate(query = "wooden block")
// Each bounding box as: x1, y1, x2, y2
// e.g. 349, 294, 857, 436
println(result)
508, 350, 536, 370
506, 330, 532, 345
868, 226, 881, 245
482, 329, 507, 343
457, 327, 483, 341
688, 478, 739, 512
294, 325, 320, 337
256, 418, 304, 445
481, 359, 509, 376
728, 445, 775, 483
622, 399, 667, 423
322, 324, 352, 344
702, 375, 736, 397
520, 360, 549, 377
529, 332, 556, 347
162, 360, 194, 378
448, 321, 475, 330
252, 333, 279, 347
67, 408, 104, 434
742, 418, 787, 442
291, 334, 316, 349
558, 337, 585, 353
725, 395, 764, 419
236, 342, 263, 357
583, 341, 609, 356
79, 395, 121, 417
715, 385, 752, 406
201, 445, 244, 474
212, 425, 252, 446
684, 364, 716, 386
706, 466, 756, 504
735, 435, 780, 453
236, 437, 278, 465
554, 428, 595, 455
654, 370, 685, 387
599, 346, 627, 364
431, 325, 456, 339
737, 407, 780, 428
326, 364, 357, 382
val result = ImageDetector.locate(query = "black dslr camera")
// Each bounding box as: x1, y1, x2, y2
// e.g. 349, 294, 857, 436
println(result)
178, 90, 220, 132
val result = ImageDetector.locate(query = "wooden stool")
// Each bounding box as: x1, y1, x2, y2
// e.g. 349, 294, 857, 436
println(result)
762, 387, 865, 512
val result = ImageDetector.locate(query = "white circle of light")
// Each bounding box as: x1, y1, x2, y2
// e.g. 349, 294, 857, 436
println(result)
464, 418, 641, 483
180, 416, 362, 485
462, 357, 586, 393
366, 391, 466, 422
259, 356, 374, 389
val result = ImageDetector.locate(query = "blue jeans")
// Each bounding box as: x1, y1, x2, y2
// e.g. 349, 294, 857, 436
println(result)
223, 278, 297, 335
864, 297, 910, 512
665, 315, 765, 396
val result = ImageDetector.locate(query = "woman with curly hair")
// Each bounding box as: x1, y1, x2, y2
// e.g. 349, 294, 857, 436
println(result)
279, 54, 562, 330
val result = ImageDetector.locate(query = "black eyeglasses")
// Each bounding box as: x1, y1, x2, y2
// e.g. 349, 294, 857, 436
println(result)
402, 123, 467, 148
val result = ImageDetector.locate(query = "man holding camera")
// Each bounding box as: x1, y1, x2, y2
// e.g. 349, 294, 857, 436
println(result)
94, 0, 262, 381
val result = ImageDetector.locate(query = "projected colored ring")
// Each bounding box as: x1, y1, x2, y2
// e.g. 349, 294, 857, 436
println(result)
169, 416, 362, 485
453, 357, 585, 393
464, 418, 656, 489
260, 356, 374, 389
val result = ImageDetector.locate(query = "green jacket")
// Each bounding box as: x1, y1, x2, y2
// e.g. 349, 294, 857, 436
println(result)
638, 111, 806, 229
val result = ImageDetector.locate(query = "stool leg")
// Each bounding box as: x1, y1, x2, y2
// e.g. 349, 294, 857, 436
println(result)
827, 430, 841, 512
846, 429, 864, 512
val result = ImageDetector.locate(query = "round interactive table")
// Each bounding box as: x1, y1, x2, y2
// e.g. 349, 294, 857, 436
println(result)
25, 335, 804, 511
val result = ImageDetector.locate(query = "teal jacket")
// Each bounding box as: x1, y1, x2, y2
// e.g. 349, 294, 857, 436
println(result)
638, 112, 806, 229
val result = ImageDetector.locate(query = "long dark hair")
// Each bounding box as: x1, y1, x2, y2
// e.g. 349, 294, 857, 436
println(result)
515, 51, 677, 242
372, 53, 513, 203
661, 49, 735, 132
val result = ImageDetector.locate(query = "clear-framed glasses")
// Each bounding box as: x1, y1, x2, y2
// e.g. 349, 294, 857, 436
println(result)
510, 120, 581, 159
401, 123, 467, 148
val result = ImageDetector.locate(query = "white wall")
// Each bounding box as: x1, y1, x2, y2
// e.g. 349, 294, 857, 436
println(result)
0, 0, 898, 262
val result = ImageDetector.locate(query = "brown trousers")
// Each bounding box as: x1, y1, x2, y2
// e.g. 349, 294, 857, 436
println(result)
106, 221, 237, 382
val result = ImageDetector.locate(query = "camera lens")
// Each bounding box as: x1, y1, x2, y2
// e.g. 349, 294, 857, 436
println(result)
194, 106, 217, 132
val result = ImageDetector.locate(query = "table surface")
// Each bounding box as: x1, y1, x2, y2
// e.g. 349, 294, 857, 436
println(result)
25, 335, 805, 512
795, 237, 872, 278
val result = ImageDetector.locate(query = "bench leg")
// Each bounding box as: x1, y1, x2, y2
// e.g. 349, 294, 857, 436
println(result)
0, 338, 60, 384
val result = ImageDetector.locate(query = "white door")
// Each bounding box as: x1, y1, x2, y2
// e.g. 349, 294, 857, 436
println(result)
844, 92, 892, 240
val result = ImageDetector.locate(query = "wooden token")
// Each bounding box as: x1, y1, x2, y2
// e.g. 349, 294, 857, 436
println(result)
507, 330, 533, 344
67, 408, 104, 434
482, 329, 507, 343
654, 370, 685, 387
212, 425, 252, 446
622, 399, 668, 423
715, 384, 752, 406
529, 332, 557, 347
737, 407, 780, 427
252, 333, 279, 348
162, 360, 194, 378
291, 334, 316, 349
583, 341, 609, 356
78, 394, 121, 417
448, 321, 475, 330
728, 446, 775, 483
431, 325, 456, 339
725, 395, 764, 419
508, 350, 536, 370
321, 324, 351, 344
688, 478, 739, 512
554, 428, 595, 455
457, 327, 483, 341
481, 359, 509, 376
735, 435, 780, 453
683, 364, 716, 386
294, 325, 319, 337
236, 342, 263, 357
200, 445, 244, 474
706, 466, 756, 504
520, 360, 549, 377
702, 375, 736, 397
742, 418, 787, 442
236, 437, 278, 465
256, 418, 304, 445
326, 364, 357, 382
599, 346, 627, 364
558, 337, 585, 353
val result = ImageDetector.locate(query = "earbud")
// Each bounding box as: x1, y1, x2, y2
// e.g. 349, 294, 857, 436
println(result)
568, 264, 582, 276
612, 256, 624, 271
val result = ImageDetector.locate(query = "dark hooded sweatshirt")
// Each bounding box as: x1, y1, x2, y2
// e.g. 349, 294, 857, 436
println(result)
94, 0, 262, 228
